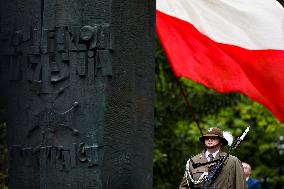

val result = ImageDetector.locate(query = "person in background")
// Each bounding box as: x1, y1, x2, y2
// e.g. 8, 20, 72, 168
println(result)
242, 162, 262, 189
179, 127, 247, 189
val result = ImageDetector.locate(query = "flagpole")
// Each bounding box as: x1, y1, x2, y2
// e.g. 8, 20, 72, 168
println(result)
176, 78, 204, 136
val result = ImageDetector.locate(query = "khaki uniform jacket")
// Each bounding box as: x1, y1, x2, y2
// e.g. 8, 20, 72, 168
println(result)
179, 151, 247, 189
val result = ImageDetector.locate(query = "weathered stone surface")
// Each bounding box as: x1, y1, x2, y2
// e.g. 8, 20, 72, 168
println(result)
0, 0, 155, 188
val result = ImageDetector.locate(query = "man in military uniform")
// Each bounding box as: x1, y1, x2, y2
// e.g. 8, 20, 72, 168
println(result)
179, 127, 247, 189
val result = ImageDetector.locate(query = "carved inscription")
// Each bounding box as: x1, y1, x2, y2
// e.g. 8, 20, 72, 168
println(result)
1, 23, 113, 95
10, 143, 104, 170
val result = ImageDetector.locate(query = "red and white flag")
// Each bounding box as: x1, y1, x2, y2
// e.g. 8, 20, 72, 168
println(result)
156, 0, 284, 123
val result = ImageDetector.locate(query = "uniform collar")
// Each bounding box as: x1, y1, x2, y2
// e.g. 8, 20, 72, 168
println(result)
205, 150, 219, 159
202, 150, 226, 160
205, 150, 220, 161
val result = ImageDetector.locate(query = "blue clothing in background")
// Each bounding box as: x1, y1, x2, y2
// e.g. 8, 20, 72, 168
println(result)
247, 177, 261, 189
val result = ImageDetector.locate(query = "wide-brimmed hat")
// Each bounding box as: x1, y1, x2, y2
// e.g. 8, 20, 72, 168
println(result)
199, 127, 228, 146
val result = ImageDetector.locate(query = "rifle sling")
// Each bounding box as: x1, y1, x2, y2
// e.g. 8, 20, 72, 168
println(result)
192, 159, 220, 169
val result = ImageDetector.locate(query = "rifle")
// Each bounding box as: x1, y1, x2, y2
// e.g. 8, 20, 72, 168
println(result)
201, 126, 250, 189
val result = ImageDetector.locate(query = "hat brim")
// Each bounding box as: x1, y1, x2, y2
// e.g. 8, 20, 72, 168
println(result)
199, 134, 228, 146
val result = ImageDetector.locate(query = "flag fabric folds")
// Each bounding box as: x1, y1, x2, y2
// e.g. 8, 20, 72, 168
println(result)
156, 0, 284, 123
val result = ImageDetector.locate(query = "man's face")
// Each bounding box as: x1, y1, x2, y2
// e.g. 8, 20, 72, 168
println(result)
242, 163, 251, 177
204, 136, 220, 148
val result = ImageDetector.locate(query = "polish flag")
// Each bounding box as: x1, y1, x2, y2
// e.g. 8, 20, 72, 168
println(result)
156, 0, 284, 123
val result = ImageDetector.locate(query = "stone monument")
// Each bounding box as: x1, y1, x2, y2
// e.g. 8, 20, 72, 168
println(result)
0, 0, 155, 188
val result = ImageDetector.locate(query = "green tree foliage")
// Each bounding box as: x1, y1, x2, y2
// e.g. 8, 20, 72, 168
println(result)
154, 41, 284, 189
